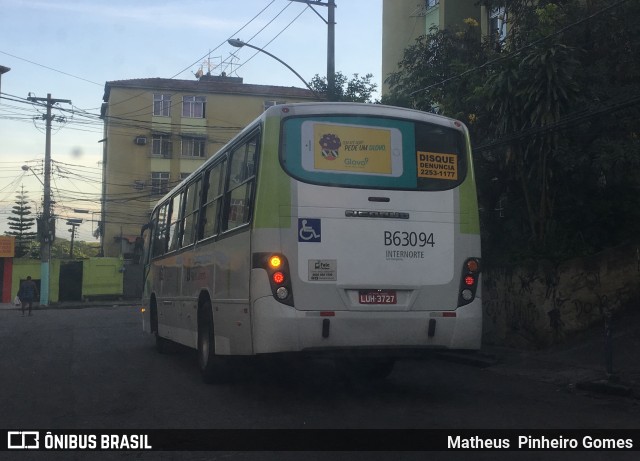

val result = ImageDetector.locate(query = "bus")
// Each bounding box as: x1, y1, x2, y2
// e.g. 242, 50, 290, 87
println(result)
140, 102, 481, 383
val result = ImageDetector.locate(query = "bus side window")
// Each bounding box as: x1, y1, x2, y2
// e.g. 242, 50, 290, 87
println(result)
182, 178, 201, 247
201, 159, 226, 239
153, 202, 169, 257
168, 192, 184, 252
224, 133, 259, 232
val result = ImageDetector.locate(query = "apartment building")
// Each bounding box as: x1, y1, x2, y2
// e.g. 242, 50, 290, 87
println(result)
100, 75, 316, 258
382, 0, 506, 95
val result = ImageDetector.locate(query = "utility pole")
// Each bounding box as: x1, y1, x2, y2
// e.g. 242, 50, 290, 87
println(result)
327, 0, 335, 101
289, 0, 336, 101
67, 219, 82, 259
27, 93, 72, 306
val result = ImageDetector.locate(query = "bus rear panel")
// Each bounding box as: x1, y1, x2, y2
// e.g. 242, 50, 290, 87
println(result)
250, 104, 481, 356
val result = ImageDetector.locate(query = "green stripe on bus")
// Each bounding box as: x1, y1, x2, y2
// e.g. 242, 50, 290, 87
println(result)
459, 143, 480, 235
254, 116, 291, 229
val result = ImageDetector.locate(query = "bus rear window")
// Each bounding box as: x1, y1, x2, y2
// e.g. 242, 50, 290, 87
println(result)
281, 116, 467, 191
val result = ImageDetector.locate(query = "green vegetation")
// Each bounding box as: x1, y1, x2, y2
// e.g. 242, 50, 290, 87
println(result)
4, 187, 37, 257
384, 0, 640, 265
309, 71, 378, 103
19, 237, 101, 260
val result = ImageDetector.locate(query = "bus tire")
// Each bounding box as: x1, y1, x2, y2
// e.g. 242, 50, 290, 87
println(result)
197, 302, 230, 384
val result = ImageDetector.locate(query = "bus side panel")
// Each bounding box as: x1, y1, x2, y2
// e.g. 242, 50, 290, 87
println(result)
253, 114, 291, 230
211, 230, 253, 355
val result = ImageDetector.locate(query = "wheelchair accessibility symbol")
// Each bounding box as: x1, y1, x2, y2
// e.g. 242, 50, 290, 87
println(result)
298, 218, 321, 242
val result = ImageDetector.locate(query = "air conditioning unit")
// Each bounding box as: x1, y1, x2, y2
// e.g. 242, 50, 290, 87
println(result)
134, 136, 147, 145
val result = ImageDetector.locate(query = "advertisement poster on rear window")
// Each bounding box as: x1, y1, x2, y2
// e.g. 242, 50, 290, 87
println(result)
312, 123, 393, 175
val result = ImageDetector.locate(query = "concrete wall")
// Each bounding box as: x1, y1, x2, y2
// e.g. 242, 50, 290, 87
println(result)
381, 0, 427, 95
12, 259, 60, 303
482, 243, 640, 348
11, 257, 124, 303
381, 0, 482, 95
82, 258, 123, 298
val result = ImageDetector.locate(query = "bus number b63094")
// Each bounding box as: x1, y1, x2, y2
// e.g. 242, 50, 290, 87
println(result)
384, 231, 435, 247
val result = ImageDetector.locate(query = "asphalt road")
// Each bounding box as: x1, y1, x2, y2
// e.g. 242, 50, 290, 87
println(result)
1, 305, 638, 460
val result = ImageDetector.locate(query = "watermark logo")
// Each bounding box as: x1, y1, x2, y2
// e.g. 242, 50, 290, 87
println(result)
8, 431, 39, 449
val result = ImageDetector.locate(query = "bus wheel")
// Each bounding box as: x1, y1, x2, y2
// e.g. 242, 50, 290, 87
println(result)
197, 302, 230, 384
336, 357, 396, 380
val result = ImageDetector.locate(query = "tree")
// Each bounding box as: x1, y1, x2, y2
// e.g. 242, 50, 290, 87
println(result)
483, 41, 581, 250
309, 72, 378, 103
385, 0, 640, 262
5, 186, 38, 257
50, 237, 101, 259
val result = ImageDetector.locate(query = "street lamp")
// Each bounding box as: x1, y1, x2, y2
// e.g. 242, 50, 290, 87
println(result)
22, 165, 44, 186
227, 39, 322, 100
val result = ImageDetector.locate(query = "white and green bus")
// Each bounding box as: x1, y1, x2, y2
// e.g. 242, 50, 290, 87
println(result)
141, 102, 481, 382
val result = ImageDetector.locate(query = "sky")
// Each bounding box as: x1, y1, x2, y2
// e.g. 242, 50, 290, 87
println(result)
0, 0, 383, 243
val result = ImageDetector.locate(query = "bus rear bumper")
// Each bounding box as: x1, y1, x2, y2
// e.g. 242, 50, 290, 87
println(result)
251, 296, 482, 355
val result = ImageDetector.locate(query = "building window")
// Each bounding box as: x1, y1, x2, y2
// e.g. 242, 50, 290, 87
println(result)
181, 136, 206, 158
151, 134, 172, 157
151, 172, 170, 196
153, 94, 171, 117
490, 7, 507, 45
182, 95, 206, 118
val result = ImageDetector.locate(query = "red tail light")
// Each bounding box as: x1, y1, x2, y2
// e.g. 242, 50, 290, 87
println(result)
458, 258, 481, 307
273, 272, 285, 284
253, 253, 294, 306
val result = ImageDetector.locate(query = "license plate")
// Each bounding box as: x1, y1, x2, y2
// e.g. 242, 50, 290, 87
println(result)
359, 290, 397, 305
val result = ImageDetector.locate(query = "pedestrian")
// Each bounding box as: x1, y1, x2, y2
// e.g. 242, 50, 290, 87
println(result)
19, 276, 39, 317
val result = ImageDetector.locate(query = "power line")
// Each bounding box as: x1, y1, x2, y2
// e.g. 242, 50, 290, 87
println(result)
0, 50, 103, 86
233, 3, 309, 73
102, 0, 281, 117
170, 0, 279, 79
474, 93, 640, 153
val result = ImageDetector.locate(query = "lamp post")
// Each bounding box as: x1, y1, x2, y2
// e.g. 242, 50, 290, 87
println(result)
227, 39, 322, 100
